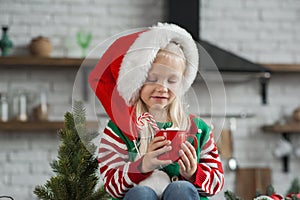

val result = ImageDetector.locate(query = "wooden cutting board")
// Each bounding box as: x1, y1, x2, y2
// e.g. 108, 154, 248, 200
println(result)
236, 168, 271, 200
217, 129, 233, 159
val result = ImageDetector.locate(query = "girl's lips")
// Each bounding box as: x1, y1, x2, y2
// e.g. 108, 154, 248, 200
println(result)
151, 96, 168, 99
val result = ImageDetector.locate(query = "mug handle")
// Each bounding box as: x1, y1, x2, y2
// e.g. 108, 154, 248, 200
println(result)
187, 134, 198, 150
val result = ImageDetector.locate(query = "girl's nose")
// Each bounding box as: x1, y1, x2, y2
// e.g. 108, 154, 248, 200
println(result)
155, 83, 168, 93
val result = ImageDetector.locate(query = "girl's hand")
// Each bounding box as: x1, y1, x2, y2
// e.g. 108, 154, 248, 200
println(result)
140, 136, 172, 173
147, 136, 170, 152
178, 141, 197, 182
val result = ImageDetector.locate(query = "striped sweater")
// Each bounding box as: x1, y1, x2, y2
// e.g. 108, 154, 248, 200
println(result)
98, 117, 224, 199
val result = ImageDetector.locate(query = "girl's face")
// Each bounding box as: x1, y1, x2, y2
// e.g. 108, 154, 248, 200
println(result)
140, 53, 186, 110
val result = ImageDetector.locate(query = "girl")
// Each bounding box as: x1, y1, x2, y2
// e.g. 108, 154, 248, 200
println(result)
89, 23, 224, 200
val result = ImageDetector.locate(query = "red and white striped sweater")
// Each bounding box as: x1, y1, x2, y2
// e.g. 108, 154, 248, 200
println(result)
98, 119, 224, 199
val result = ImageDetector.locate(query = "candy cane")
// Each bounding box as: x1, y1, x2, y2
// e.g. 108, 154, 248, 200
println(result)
136, 112, 159, 131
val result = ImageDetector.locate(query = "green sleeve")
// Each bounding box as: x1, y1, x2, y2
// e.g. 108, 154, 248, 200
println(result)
189, 117, 211, 163
192, 117, 211, 149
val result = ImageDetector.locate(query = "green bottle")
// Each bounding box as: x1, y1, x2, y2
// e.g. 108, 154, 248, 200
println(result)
0, 26, 13, 56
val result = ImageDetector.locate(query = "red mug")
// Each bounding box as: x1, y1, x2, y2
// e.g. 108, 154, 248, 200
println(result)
155, 130, 198, 162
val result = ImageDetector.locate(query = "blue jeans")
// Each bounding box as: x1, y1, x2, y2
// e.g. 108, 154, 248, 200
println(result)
123, 181, 200, 200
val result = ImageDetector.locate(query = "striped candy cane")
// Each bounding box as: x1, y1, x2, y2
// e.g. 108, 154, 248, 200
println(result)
136, 112, 159, 132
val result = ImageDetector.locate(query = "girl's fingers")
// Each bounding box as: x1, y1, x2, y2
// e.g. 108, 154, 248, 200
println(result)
153, 146, 173, 166
153, 145, 172, 157
149, 139, 170, 151
181, 142, 197, 162
184, 141, 197, 159
152, 136, 165, 143
157, 159, 173, 166
178, 159, 186, 171
179, 149, 191, 170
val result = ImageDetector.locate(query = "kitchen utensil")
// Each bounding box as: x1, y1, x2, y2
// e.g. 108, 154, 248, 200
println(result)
227, 117, 238, 171
273, 138, 293, 158
218, 129, 233, 159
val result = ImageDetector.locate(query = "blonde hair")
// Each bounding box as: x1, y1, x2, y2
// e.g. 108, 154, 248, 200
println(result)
134, 42, 190, 156
155, 42, 186, 65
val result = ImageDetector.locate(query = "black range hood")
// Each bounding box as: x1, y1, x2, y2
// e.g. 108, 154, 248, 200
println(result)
167, 0, 271, 104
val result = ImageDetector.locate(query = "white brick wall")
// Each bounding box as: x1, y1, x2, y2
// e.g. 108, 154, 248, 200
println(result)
201, 0, 300, 64
0, 0, 166, 57
0, 0, 300, 199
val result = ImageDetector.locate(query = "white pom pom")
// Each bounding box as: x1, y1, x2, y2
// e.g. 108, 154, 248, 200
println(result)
138, 170, 170, 199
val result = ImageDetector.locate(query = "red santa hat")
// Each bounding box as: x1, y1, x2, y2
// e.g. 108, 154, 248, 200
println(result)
89, 22, 198, 140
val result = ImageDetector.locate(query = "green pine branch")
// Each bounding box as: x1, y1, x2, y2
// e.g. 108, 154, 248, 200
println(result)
34, 101, 109, 200
286, 178, 300, 196
224, 190, 243, 200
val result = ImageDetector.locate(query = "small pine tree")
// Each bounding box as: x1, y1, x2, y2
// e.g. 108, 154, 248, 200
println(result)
34, 102, 110, 200
286, 178, 300, 200
224, 190, 243, 200
286, 178, 300, 196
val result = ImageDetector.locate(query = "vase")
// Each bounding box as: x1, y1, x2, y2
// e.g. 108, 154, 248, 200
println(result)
292, 106, 300, 121
0, 26, 13, 56
29, 36, 52, 57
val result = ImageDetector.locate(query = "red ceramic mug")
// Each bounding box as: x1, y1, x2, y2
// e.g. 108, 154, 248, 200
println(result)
155, 130, 198, 162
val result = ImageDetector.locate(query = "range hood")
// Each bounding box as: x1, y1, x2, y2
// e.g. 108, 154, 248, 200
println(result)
167, 0, 271, 104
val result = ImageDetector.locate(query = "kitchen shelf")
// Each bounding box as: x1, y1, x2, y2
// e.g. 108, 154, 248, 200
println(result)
0, 56, 98, 69
262, 63, 300, 72
0, 121, 99, 132
1, 57, 299, 72
262, 122, 300, 133
262, 122, 300, 173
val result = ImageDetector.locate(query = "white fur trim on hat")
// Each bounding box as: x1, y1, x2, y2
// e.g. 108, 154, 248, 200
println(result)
117, 22, 199, 105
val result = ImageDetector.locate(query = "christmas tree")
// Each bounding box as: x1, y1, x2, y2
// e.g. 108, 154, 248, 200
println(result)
286, 178, 300, 200
224, 190, 243, 200
224, 178, 300, 200
34, 102, 110, 200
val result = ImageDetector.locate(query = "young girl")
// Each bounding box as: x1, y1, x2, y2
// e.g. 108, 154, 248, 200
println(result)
89, 23, 224, 200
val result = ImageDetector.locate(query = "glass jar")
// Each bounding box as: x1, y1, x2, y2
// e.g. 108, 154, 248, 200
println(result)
0, 93, 9, 122
11, 91, 28, 122
32, 91, 49, 121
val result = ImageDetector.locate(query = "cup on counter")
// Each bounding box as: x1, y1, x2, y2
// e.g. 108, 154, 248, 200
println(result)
155, 130, 198, 162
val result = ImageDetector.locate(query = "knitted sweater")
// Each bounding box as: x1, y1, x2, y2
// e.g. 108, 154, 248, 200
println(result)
98, 117, 224, 199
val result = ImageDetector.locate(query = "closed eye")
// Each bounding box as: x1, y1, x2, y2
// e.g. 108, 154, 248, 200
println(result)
146, 78, 157, 82
168, 75, 180, 83
168, 79, 178, 83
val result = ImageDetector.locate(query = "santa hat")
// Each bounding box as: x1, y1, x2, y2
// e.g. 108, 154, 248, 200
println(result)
89, 22, 198, 140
